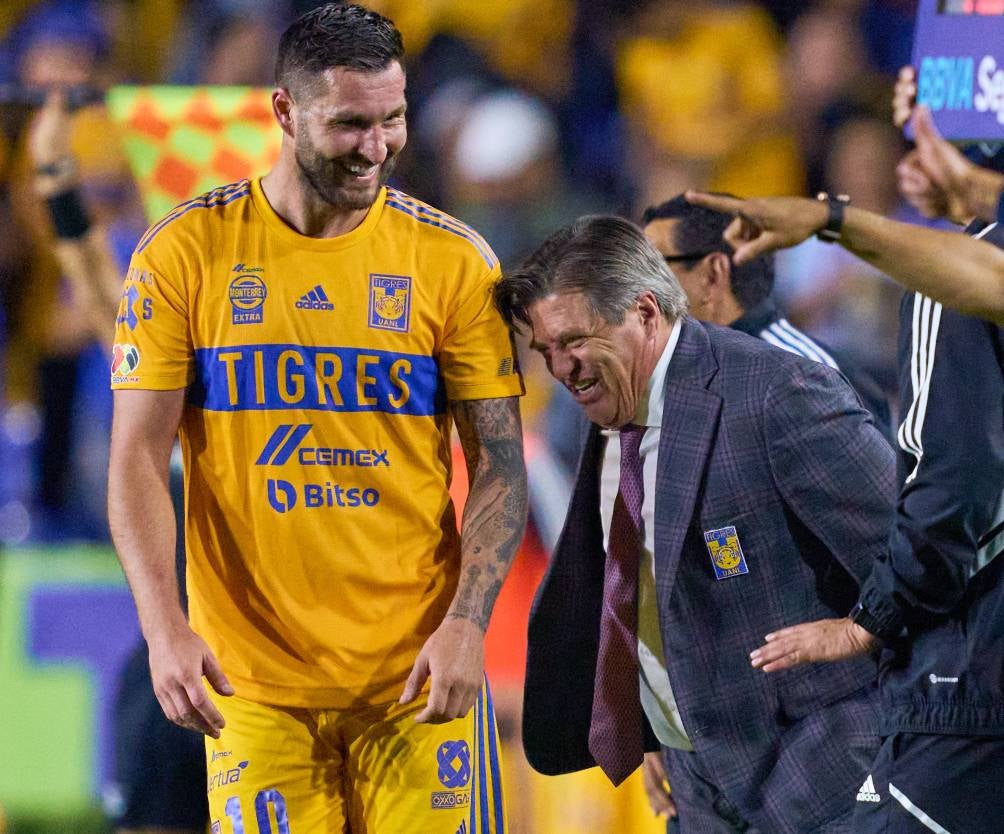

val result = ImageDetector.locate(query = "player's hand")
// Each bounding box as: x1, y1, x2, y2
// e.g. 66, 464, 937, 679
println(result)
400, 616, 484, 724
893, 65, 917, 129
147, 624, 234, 738
749, 617, 878, 673
900, 106, 975, 224
641, 752, 678, 819
685, 191, 828, 265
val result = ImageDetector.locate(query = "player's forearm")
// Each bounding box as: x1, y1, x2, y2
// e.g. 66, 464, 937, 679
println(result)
108, 445, 187, 639
450, 397, 528, 631
841, 206, 1004, 324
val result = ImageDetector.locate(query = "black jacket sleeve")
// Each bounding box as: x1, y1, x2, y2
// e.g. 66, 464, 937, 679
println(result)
857, 290, 1004, 638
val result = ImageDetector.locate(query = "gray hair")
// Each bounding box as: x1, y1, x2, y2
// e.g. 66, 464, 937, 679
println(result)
494, 214, 688, 329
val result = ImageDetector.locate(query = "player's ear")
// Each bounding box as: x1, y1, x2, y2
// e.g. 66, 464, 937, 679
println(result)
273, 88, 296, 139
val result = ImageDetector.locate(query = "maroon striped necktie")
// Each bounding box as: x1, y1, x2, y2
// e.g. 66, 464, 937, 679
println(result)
589, 423, 646, 785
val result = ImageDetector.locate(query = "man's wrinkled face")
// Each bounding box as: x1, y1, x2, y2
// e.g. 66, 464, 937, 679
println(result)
291, 62, 407, 210
528, 291, 659, 428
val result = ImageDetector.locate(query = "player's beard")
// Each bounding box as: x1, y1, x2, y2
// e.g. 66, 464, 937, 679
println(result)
294, 137, 396, 211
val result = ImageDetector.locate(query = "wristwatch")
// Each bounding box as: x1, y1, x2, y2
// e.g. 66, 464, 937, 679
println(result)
847, 601, 883, 637
35, 156, 78, 179
815, 192, 850, 243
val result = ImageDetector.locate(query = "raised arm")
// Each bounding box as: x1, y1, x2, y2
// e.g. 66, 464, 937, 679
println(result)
400, 395, 528, 723
685, 189, 1004, 325
30, 90, 123, 344
109, 388, 233, 736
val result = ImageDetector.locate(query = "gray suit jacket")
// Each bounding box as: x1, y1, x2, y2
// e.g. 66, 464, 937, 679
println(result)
523, 318, 896, 831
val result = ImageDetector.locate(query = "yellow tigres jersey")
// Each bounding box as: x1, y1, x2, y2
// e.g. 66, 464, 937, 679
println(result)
111, 179, 523, 708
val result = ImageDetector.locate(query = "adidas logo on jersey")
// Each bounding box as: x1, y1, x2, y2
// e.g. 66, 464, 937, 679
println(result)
295, 285, 334, 311
856, 775, 881, 803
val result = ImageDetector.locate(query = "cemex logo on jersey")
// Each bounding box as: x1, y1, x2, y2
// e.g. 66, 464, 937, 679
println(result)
296, 285, 335, 311
256, 424, 391, 468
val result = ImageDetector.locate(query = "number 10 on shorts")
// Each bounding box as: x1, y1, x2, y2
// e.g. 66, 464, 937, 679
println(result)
213, 789, 289, 834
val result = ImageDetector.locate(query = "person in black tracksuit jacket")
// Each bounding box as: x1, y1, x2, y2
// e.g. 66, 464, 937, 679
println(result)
851, 220, 1004, 834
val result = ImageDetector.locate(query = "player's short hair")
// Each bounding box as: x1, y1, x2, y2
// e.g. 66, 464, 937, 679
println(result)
494, 214, 688, 329
275, 3, 404, 96
642, 193, 775, 312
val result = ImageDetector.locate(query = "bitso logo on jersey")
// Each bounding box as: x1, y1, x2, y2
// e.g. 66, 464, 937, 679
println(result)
110, 343, 141, 383
704, 525, 750, 580
369, 274, 412, 332
229, 273, 267, 325
295, 284, 334, 311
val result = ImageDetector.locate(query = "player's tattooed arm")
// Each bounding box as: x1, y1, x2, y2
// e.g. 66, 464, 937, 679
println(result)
450, 395, 528, 631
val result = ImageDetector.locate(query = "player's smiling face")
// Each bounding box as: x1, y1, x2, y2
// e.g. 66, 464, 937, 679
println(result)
528, 291, 662, 429
292, 62, 407, 211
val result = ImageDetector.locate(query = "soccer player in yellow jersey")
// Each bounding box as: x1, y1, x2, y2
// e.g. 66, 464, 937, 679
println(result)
107, 5, 526, 833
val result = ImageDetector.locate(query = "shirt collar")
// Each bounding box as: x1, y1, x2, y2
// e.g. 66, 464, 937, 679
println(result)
729, 297, 779, 337
633, 316, 682, 428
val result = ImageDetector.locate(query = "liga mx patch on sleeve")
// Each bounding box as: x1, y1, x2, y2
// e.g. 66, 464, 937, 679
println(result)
704, 525, 749, 580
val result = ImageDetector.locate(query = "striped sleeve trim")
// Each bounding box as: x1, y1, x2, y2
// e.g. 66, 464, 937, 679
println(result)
897, 293, 943, 484
385, 188, 497, 268
136, 180, 251, 253
894, 222, 997, 484
759, 319, 839, 368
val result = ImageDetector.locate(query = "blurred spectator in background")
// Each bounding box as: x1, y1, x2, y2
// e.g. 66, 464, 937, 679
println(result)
0, 0, 142, 543
366, 0, 574, 101
25, 86, 206, 834
165, 0, 290, 85
775, 115, 908, 393
783, 5, 888, 195
617, 0, 803, 212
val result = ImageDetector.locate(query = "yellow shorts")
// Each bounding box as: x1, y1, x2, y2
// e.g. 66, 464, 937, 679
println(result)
205, 681, 505, 834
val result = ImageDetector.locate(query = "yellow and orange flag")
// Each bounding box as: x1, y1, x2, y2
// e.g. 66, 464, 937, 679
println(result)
106, 86, 281, 221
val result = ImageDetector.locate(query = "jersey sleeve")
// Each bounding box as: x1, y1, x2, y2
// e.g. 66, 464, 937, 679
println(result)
439, 261, 524, 401
110, 236, 193, 391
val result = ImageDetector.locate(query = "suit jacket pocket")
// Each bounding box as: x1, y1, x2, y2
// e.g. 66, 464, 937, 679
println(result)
776, 654, 878, 721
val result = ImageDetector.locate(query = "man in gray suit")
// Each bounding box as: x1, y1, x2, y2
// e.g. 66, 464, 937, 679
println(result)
494, 215, 896, 833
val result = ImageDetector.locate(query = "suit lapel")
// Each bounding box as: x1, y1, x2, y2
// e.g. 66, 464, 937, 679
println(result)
653, 318, 723, 607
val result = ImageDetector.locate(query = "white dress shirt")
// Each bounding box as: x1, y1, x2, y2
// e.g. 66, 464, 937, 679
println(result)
599, 317, 693, 750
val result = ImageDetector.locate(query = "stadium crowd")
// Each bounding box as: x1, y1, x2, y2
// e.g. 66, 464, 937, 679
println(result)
4, 1, 1003, 833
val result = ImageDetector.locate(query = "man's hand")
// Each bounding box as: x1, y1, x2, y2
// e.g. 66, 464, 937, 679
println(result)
898, 106, 1004, 225
400, 616, 485, 723
641, 752, 678, 819
899, 106, 975, 223
147, 624, 234, 738
685, 191, 827, 265
893, 65, 917, 129
749, 617, 878, 673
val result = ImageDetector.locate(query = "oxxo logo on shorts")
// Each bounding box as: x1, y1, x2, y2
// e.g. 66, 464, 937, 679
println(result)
430, 740, 472, 810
